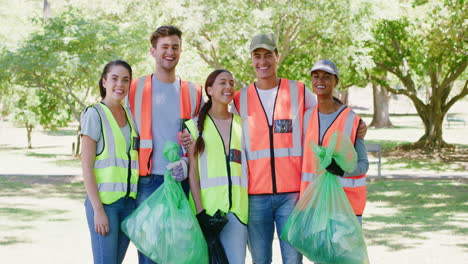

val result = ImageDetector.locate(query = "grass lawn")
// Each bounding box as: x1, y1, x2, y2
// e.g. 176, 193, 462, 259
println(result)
364, 178, 468, 250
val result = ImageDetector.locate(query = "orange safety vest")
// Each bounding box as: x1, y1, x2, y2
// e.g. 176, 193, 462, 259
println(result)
128, 74, 202, 176
301, 105, 366, 215
233, 78, 305, 194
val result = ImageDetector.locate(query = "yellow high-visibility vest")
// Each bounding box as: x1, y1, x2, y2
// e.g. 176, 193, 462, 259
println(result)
92, 103, 139, 204
185, 114, 248, 224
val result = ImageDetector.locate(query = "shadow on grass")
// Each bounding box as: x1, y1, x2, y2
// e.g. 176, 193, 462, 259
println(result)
0, 144, 25, 151
23, 152, 80, 168
0, 236, 31, 246
365, 140, 468, 172
0, 177, 86, 200
25, 152, 59, 158
0, 177, 84, 246
365, 179, 468, 251
44, 130, 77, 136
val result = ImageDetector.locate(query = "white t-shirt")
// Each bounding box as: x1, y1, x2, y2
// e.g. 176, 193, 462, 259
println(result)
256, 86, 278, 125
255, 85, 317, 125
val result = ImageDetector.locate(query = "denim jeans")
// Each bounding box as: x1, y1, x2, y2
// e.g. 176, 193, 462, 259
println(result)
135, 174, 190, 264
85, 196, 135, 264
219, 212, 248, 264
247, 193, 302, 264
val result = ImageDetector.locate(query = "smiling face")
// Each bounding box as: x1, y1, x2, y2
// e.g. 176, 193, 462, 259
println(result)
311, 70, 338, 97
150, 34, 181, 72
251, 48, 279, 81
102, 65, 131, 102
207, 71, 235, 106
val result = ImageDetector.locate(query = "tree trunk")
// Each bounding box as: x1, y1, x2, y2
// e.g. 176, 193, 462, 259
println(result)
409, 102, 451, 151
336, 89, 349, 105
74, 125, 81, 157
25, 121, 33, 149
43, 0, 50, 19
369, 82, 393, 128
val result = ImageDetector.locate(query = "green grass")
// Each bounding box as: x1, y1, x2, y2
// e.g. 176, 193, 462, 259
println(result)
23, 152, 81, 168
382, 158, 466, 172
55, 158, 81, 168
365, 139, 408, 152
364, 179, 468, 250
25, 152, 59, 158
0, 177, 86, 200
44, 130, 77, 136
364, 139, 468, 172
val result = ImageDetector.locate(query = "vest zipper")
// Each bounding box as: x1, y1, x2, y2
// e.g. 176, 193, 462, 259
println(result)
269, 124, 277, 194
226, 155, 233, 210
253, 80, 281, 195
126, 116, 132, 197
126, 151, 131, 197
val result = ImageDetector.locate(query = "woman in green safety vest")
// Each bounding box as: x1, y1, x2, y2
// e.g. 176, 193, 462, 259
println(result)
185, 69, 248, 264
81, 60, 139, 264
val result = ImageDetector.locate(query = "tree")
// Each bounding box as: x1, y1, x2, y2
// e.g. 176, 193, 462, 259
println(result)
157, 0, 372, 89
9, 88, 70, 148
370, 0, 467, 150
2, 9, 147, 155
369, 80, 394, 128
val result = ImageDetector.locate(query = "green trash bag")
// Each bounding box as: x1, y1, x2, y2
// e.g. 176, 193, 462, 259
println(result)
121, 141, 209, 264
281, 131, 369, 264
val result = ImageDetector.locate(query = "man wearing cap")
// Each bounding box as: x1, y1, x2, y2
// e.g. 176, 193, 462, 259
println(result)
232, 34, 366, 264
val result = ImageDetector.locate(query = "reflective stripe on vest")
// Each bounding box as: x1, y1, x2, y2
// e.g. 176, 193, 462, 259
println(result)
129, 75, 202, 176
92, 103, 139, 204
185, 114, 248, 224
301, 105, 366, 215
236, 78, 305, 194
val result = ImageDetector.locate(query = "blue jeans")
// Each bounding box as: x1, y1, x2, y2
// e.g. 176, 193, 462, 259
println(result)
135, 174, 190, 264
247, 193, 302, 264
85, 196, 135, 264
220, 212, 248, 264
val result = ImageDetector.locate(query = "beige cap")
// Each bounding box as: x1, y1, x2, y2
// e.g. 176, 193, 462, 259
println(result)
249, 33, 277, 53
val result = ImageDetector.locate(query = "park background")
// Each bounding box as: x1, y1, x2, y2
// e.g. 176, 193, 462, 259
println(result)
0, 0, 467, 263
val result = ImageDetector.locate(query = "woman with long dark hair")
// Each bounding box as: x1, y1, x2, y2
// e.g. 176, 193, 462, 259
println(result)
185, 69, 248, 264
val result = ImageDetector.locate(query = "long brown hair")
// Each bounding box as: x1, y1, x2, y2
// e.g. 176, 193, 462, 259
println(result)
194, 69, 232, 155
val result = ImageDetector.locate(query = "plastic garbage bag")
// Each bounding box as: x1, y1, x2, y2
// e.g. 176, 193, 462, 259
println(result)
281, 132, 369, 264
197, 209, 229, 264
121, 141, 209, 264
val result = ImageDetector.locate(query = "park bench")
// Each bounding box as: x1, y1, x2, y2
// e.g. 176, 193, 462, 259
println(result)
446, 114, 466, 128
366, 143, 382, 177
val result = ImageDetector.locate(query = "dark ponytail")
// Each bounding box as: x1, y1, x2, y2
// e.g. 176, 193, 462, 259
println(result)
194, 99, 212, 155
194, 69, 232, 155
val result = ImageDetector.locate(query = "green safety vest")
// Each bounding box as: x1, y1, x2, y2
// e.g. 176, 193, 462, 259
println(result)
92, 103, 139, 204
185, 114, 248, 224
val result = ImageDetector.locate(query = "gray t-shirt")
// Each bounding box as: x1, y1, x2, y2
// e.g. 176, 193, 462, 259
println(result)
80, 106, 130, 154
317, 105, 368, 177
151, 75, 183, 175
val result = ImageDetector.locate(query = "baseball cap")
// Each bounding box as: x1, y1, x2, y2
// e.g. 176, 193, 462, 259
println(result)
249, 33, 277, 53
310, 59, 339, 79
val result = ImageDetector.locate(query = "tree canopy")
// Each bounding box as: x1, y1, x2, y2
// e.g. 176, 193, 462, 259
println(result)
0, 0, 466, 152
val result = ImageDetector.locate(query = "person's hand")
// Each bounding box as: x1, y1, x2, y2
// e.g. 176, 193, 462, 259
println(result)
326, 158, 345, 176
196, 209, 211, 236
180, 129, 194, 151
357, 119, 367, 139
94, 208, 109, 236
166, 157, 188, 181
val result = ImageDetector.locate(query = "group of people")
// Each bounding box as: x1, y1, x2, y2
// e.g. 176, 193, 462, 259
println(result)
81, 25, 369, 264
